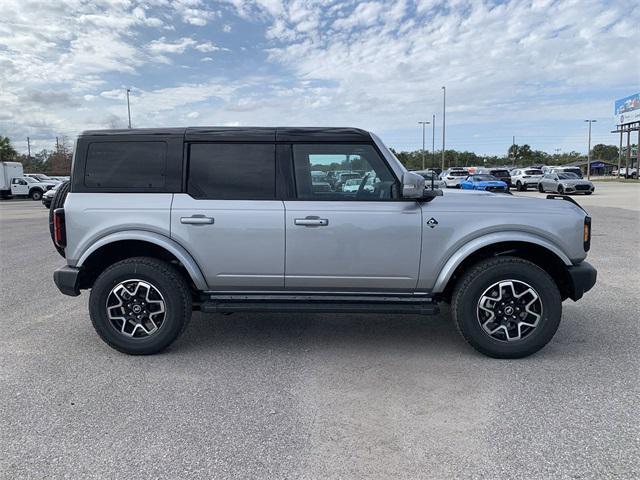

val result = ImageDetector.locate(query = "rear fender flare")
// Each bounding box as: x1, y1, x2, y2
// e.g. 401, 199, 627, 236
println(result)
76, 230, 208, 290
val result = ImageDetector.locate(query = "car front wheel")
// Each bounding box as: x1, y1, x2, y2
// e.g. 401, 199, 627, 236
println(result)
451, 256, 562, 358
30, 189, 43, 201
89, 257, 192, 355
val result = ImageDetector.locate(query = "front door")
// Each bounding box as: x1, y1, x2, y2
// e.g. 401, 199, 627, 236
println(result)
284, 143, 422, 292
11, 178, 28, 195
171, 142, 285, 290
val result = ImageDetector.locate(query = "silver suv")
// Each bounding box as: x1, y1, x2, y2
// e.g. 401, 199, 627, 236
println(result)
51, 127, 596, 358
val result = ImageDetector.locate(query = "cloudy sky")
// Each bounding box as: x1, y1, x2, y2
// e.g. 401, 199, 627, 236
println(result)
1, 0, 638, 155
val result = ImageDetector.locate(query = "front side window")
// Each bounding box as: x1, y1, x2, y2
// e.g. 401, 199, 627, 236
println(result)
292, 144, 396, 200
187, 143, 275, 200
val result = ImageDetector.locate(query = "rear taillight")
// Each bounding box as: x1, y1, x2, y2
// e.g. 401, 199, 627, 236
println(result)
53, 208, 66, 248
583, 216, 591, 252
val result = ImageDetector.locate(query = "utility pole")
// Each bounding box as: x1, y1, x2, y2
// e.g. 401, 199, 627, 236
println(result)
584, 119, 596, 180
441, 86, 446, 171
126, 88, 132, 128
418, 121, 430, 170
511, 136, 516, 166
27, 137, 31, 159
56, 136, 59, 153
431, 114, 436, 171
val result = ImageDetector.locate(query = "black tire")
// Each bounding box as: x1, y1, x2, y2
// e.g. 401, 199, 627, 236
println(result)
48, 181, 70, 257
585, 192, 592, 195
451, 256, 562, 359
516, 181, 523, 191
538, 184, 544, 193
557, 185, 564, 194
89, 257, 192, 355
30, 189, 43, 201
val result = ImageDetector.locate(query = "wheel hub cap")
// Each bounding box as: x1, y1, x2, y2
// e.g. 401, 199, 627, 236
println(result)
477, 280, 543, 342
106, 280, 166, 338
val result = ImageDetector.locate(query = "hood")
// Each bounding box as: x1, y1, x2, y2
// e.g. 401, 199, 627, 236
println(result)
477, 181, 507, 186
438, 188, 586, 215
561, 179, 591, 186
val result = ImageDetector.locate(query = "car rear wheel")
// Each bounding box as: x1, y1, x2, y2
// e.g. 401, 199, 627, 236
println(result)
451, 256, 562, 358
516, 181, 523, 191
538, 184, 544, 193
89, 257, 192, 355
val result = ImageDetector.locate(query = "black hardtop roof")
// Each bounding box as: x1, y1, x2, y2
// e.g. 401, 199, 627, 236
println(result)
79, 127, 372, 142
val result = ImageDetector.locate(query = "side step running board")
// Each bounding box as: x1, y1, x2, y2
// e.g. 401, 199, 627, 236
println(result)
198, 293, 439, 315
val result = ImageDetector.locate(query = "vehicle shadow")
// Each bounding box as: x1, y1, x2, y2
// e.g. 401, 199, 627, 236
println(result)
174, 306, 472, 357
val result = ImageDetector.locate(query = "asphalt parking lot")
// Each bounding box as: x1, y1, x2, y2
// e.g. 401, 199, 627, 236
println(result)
1, 182, 638, 479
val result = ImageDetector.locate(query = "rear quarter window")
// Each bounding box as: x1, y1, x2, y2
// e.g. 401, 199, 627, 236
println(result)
84, 141, 167, 189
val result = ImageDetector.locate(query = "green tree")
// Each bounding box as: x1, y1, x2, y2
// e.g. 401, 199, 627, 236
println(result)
0, 136, 17, 161
591, 144, 618, 161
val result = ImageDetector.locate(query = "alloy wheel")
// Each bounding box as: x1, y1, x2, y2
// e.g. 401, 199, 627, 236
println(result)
477, 279, 543, 342
106, 279, 166, 338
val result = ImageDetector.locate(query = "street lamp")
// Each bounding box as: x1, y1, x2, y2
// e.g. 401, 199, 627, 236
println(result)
431, 114, 436, 171
418, 121, 430, 170
584, 119, 596, 179
126, 88, 132, 129
441, 86, 446, 171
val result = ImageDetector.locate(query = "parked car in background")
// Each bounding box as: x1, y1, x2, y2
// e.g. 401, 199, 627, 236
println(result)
475, 168, 512, 188
511, 168, 544, 191
549, 166, 583, 178
538, 172, 594, 195
412, 169, 446, 189
9, 176, 57, 200
618, 167, 638, 178
335, 172, 362, 191
42, 184, 60, 208
440, 167, 469, 188
460, 174, 509, 192
25, 173, 61, 184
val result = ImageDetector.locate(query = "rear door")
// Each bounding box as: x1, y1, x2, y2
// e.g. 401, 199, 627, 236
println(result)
283, 143, 422, 292
171, 142, 285, 290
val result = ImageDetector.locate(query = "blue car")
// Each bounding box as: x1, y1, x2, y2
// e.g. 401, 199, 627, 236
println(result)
460, 174, 508, 192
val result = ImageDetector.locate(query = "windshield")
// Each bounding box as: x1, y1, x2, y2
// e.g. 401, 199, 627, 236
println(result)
23, 177, 38, 183
558, 172, 579, 179
472, 175, 496, 181
345, 179, 361, 186
448, 171, 468, 177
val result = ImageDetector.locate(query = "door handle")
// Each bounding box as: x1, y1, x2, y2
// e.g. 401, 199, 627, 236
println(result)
294, 216, 329, 226
180, 215, 214, 225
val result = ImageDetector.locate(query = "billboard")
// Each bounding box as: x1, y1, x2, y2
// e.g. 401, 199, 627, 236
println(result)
615, 93, 640, 125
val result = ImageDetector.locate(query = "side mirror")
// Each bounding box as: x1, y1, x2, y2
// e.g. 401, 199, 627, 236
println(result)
402, 171, 442, 201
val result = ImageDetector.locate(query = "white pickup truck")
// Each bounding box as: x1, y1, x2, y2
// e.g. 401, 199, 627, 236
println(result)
0, 162, 58, 200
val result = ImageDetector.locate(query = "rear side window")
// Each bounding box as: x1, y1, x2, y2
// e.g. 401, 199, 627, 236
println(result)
525, 169, 543, 175
187, 143, 275, 199
85, 141, 167, 188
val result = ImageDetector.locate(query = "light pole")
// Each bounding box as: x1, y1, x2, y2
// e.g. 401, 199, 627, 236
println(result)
126, 88, 132, 128
584, 119, 596, 179
441, 86, 446, 171
431, 114, 436, 171
418, 121, 430, 170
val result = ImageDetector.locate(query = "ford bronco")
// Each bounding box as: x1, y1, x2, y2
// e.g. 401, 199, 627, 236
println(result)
51, 127, 596, 358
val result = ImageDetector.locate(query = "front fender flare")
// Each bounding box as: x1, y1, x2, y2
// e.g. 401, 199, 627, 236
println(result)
431, 231, 572, 293
76, 230, 208, 290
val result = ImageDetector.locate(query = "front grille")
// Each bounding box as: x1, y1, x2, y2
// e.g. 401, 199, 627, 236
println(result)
486, 186, 506, 192
575, 184, 590, 191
